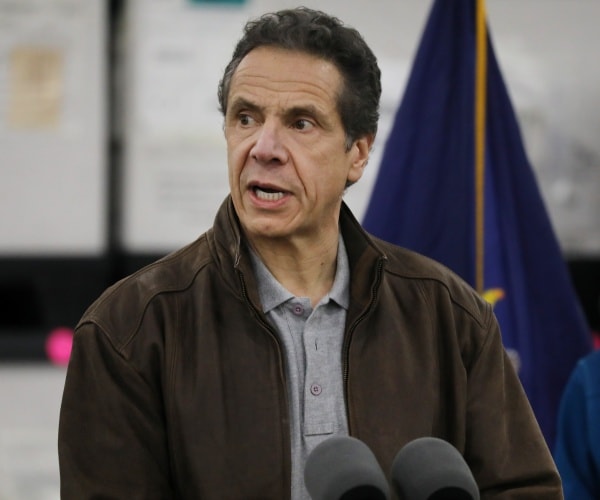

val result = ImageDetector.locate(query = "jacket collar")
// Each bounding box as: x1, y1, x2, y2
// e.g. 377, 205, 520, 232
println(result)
209, 196, 387, 320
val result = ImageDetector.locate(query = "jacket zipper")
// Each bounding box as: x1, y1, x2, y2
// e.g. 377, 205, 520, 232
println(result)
342, 256, 385, 431
236, 268, 288, 385
236, 268, 292, 449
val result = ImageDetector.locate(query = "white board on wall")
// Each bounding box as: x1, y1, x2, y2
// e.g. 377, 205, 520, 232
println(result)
119, 1, 247, 254
120, 0, 600, 256
119, 0, 410, 254
0, 0, 107, 256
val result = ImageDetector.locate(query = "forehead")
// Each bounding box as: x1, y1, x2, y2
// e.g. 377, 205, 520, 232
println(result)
228, 46, 343, 111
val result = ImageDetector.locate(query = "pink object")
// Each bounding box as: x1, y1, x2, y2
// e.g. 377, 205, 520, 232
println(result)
45, 327, 74, 365
594, 331, 600, 350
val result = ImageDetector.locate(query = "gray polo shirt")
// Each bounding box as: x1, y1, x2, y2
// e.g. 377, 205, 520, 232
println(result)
249, 236, 350, 500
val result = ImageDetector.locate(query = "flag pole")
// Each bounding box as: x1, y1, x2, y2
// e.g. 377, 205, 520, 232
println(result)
475, 0, 487, 293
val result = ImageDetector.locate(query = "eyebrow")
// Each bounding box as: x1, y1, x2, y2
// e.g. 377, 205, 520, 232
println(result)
227, 97, 330, 126
285, 104, 334, 131
283, 104, 324, 122
227, 97, 261, 118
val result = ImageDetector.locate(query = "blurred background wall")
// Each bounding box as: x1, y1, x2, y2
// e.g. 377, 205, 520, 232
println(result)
0, 1, 599, 498
1, 0, 599, 359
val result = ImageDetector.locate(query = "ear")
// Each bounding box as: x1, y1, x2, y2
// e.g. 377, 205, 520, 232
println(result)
347, 134, 375, 185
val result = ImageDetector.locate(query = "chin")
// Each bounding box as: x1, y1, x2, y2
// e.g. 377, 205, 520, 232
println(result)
249, 226, 291, 241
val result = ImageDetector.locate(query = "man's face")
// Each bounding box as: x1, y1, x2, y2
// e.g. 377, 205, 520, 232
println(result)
224, 46, 371, 246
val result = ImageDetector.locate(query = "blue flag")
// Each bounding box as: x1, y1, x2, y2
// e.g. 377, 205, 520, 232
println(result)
362, 0, 591, 447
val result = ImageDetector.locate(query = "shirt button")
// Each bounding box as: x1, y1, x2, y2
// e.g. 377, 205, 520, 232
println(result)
310, 383, 322, 396
292, 304, 304, 316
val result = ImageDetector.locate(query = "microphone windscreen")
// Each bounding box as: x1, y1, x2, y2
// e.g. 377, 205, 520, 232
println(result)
304, 436, 390, 500
391, 437, 480, 500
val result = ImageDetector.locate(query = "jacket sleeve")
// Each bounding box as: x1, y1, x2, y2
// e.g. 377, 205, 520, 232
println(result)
465, 312, 564, 499
58, 321, 174, 499
554, 359, 599, 500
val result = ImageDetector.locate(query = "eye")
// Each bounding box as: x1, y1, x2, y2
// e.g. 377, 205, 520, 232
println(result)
292, 119, 315, 131
239, 113, 256, 127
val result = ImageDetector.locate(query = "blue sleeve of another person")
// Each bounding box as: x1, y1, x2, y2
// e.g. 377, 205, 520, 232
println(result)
554, 349, 600, 500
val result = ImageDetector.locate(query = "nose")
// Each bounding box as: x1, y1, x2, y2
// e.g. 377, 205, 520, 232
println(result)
250, 120, 288, 165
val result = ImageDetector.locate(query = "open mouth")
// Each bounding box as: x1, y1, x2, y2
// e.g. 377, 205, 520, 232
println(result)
253, 186, 285, 202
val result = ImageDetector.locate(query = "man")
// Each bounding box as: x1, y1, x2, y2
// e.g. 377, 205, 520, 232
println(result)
554, 348, 600, 499
58, 7, 562, 499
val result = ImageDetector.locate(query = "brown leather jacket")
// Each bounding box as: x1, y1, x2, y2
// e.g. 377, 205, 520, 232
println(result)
58, 197, 562, 499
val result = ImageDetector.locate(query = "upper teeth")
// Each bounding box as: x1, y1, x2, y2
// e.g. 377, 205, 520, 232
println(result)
255, 188, 284, 201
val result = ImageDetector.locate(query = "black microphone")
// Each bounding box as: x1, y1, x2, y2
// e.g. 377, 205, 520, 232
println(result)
304, 436, 390, 500
391, 437, 480, 500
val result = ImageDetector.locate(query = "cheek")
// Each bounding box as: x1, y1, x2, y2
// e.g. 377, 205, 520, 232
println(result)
226, 141, 247, 181
304, 168, 345, 201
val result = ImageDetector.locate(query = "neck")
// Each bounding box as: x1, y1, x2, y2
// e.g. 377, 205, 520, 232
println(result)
249, 232, 340, 307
